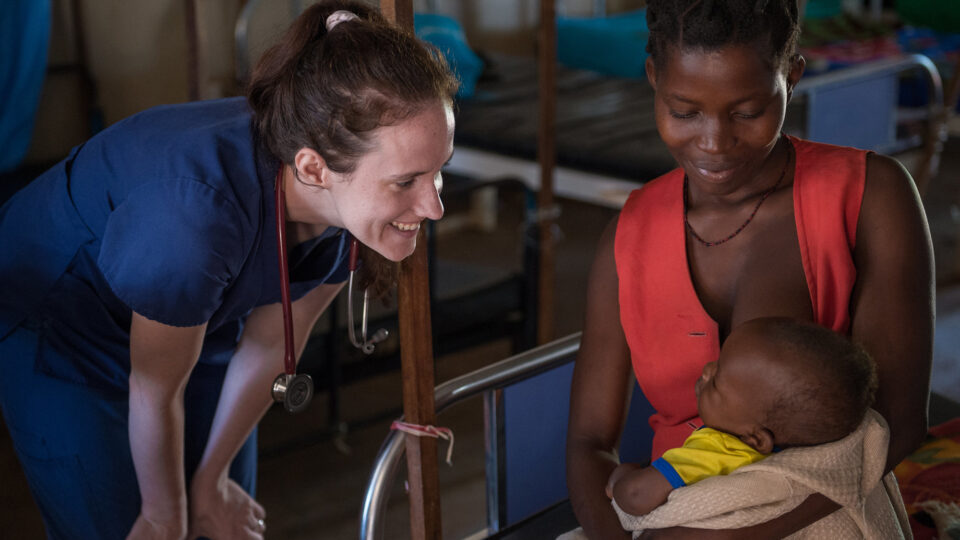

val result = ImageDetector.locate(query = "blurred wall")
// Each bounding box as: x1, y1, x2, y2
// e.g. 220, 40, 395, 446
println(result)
24, 0, 644, 165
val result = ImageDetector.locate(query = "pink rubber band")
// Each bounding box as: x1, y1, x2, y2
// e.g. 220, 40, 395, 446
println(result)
391, 420, 455, 465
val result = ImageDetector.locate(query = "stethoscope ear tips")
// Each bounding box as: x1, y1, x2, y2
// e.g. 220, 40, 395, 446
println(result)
271, 373, 314, 414
371, 328, 389, 342
360, 328, 389, 355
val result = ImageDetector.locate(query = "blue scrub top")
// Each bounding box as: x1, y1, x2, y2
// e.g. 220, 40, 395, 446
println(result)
0, 97, 350, 395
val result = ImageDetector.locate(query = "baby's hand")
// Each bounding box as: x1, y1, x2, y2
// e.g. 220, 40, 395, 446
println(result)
606, 462, 645, 499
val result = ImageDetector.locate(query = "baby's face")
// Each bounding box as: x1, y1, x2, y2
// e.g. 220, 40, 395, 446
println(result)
696, 330, 781, 448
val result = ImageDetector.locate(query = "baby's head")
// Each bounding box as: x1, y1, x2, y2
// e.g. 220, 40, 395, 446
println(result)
695, 317, 877, 454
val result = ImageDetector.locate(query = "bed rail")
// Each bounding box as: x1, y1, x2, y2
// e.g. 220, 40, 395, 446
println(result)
358, 333, 582, 540
792, 53, 943, 160
795, 53, 941, 103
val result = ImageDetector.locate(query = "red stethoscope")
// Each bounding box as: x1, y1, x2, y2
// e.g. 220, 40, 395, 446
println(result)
270, 168, 388, 413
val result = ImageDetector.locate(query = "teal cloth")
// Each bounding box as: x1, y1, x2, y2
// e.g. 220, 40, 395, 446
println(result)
557, 9, 649, 79
804, 0, 843, 20
414, 13, 484, 98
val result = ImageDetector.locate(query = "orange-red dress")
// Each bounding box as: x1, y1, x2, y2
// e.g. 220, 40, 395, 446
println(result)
615, 136, 866, 459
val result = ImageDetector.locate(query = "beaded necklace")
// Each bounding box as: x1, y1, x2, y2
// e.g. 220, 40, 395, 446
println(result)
684, 141, 793, 247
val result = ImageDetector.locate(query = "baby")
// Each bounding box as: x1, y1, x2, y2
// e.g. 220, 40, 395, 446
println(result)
607, 317, 878, 517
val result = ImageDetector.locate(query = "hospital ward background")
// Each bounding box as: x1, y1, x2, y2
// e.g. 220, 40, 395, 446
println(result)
2, 0, 960, 538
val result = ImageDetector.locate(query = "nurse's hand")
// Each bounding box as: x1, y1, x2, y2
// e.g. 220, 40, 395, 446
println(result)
188, 478, 266, 539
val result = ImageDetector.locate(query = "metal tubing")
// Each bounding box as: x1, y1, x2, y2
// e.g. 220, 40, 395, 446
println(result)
795, 54, 942, 107
359, 333, 582, 540
794, 53, 944, 190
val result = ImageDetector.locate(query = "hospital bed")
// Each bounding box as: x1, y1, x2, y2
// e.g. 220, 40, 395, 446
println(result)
358, 333, 960, 540
448, 51, 945, 209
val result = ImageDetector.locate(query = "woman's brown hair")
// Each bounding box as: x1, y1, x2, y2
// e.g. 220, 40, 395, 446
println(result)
246, 0, 458, 297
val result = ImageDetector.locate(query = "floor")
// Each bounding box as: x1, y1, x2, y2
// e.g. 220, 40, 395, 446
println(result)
2, 136, 960, 539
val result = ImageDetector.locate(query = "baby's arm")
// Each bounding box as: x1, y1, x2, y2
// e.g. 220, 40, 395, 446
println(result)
607, 463, 675, 516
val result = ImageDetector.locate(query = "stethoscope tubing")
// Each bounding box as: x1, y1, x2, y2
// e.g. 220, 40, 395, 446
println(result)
346, 248, 378, 355
274, 167, 385, 375
274, 168, 298, 376
272, 166, 386, 412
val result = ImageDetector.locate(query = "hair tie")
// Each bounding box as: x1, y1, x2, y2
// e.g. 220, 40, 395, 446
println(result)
326, 10, 359, 31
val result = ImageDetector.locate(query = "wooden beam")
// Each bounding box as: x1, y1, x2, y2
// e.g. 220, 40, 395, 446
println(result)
184, 0, 200, 101
69, 0, 100, 137
396, 229, 441, 540
380, 3, 441, 539
537, 0, 557, 344
381, 0, 414, 31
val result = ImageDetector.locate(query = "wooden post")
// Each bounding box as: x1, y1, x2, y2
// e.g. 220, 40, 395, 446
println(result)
380, 4, 442, 539
381, 0, 414, 31
184, 0, 200, 101
396, 229, 442, 540
537, 0, 557, 344
69, 0, 101, 137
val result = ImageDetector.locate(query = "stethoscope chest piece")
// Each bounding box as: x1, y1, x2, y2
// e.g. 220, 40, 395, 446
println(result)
269, 166, 386, 415
271, 167, 314, 415
271, 372, 314, 414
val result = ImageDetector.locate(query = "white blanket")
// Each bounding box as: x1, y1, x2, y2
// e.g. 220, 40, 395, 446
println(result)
560, 409, 912, 539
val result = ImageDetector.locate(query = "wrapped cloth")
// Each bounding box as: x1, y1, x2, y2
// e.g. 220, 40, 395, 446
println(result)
558, 409, 911, 539
614, 409, 911, 539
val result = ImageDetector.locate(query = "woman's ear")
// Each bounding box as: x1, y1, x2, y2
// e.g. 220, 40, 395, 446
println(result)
645, 56, 658, 90
293, 148, 332, 188
741, 426, 775, 454
786, 54, 806, 103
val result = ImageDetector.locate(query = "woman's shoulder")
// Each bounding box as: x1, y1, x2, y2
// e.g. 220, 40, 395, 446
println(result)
860, 152, 921, 224
791, 136, 870, 177
790, 135, 915, 207
622, 167, 684, 213
791, 136, 872, 218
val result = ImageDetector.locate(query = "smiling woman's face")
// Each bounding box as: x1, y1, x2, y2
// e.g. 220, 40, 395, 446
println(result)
648, 44, 800, 196
325, 100, 455, 262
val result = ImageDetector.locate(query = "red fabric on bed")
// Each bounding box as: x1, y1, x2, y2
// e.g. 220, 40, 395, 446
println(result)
894, 417, 960, 539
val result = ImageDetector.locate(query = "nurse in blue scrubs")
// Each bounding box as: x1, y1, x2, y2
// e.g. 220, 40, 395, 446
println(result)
0, 1, 457, 538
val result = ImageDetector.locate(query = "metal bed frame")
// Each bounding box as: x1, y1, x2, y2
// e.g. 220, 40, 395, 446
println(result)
359, 333, 582, 540
792, 54, 943, 162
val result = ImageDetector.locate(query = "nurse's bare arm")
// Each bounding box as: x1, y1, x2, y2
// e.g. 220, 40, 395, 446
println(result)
188, 283, 343, 527
567, 215, 634, 540
128, 313, 207, 538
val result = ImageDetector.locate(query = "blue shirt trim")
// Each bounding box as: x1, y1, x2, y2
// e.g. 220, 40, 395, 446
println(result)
652, 456, 686, 489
